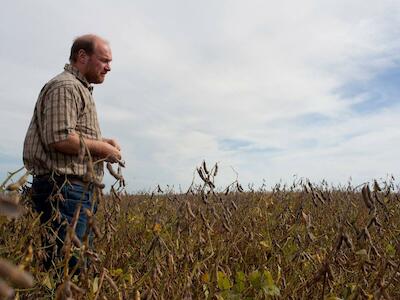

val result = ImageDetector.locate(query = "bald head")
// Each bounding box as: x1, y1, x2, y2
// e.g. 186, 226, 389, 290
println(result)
68, 34, 112, 84
69, 34, 109, 63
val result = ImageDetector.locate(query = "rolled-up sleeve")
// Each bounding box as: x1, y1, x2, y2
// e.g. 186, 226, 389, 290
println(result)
41, 84, 80, 146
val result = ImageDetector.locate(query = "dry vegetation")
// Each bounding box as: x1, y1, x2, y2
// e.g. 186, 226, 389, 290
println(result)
1, 162, 400, 299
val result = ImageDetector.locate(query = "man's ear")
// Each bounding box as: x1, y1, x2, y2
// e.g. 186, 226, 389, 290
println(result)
77, 49, 88, 64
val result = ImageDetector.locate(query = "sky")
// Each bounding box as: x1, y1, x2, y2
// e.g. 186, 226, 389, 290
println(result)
1, 1, 400, 192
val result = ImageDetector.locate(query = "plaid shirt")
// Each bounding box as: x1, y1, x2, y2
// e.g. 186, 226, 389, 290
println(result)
23, 64, 104, 180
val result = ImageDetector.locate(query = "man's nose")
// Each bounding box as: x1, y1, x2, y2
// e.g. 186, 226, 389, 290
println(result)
105, 63, 111, 72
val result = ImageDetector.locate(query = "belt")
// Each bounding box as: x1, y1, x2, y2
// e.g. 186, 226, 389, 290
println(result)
34, 174, 86, 186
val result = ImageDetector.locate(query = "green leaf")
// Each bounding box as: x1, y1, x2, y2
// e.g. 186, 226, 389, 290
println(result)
386, 243, 396, 257
264, 270, 274, 286
234, 271, 246, 293
249, 270, 261, 289
262, 270, 280, 296
217, 271, 232, 290
92, 276, 99, 294
110, 268, 124, 277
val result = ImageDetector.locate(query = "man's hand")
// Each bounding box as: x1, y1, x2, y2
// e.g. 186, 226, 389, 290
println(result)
103, 138, 121, 151
103, 142, 121, 163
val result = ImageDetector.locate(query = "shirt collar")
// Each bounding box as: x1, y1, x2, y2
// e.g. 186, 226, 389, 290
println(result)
64, 64, 93, 93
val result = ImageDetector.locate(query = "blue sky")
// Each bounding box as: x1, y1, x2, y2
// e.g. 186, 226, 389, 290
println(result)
345, 66, 400, 113
1, 0, 400, 191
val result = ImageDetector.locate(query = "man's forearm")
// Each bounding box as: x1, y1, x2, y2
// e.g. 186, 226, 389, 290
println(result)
50, 132, 120, 160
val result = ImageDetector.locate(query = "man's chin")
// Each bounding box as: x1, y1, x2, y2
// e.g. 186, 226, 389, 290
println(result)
92, 77, 105, 84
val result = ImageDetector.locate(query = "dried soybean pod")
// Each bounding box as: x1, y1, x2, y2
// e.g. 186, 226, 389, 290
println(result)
0, 193, 21, 218
343, 232, 354, 250
222, 221, 231, 232
316, 192, 325, 204
117, 164, 122, 175
135, 290, 141, 300
107, 162, 123, 180
363, 227, 372, 242
104, 273, 119, 293
72, 234, 82, 248
70, 281, 86, 294
83, 159, 95, 183
373, 180, 381, 192
93, 178, 105, 189
186, 202, 196, 218
85, 209, 101, 238
224, 186, 229, 195
202, 160, 209, 175
213, 163, 218, 177
208, 181, 215, 189
211, 206, 220, 219
361, 185, 372, 210
197, 168, 207, 183
0, 259, 34, 288
118, 159, 126, 168
168, 253, 175, 274
0, 279, 14, 299
231, 199, 238, 210
6, 171, 29, 191
5, 183, 20, 192
55, 280, 72, 300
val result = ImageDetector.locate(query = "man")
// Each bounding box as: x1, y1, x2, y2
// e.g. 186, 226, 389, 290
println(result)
23, 34, 120, 270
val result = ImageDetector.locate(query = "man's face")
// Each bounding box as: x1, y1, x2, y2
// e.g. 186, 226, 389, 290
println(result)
85, 40, 112, 84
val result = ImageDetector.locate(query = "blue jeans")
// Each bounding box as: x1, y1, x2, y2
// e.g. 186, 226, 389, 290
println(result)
31, 176, 95, 272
